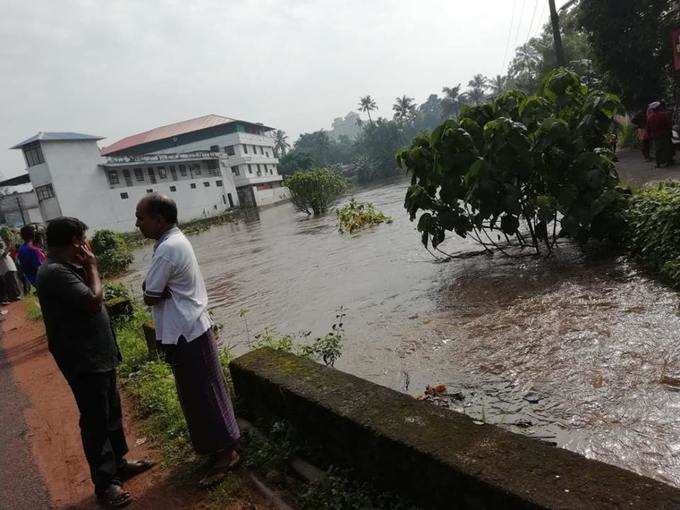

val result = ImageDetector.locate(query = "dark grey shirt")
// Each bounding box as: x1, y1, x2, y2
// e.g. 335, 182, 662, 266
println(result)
36, 257, 120, 378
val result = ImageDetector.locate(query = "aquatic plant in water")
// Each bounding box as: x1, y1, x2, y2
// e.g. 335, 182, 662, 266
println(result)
336, 199, 392, 234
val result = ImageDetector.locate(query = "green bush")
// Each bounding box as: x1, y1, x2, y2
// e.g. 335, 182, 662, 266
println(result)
626, 182, 680, 288
336, 199, 392, 234
285, 168, 348, 215
91, 230, 133, 277
398, 68, 623, 255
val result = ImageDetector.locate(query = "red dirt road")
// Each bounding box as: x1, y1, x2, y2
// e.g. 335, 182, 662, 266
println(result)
0, 301, 271, 509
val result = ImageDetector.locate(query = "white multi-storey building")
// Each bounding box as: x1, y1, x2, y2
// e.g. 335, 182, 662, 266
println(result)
9, 115, 289, 232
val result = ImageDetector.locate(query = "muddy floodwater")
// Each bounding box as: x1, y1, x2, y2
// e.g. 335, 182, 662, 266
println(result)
124, 179, 680, 487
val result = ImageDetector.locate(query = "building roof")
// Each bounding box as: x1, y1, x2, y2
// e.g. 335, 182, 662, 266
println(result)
100, 114, 273, 156
0, 173, 31, 187
11, 132, 103, 149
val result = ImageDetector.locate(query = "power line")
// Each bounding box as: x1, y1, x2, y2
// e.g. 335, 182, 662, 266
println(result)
502, 0, 518, 73
525, 0, 539, 43
512, 0, 527, 54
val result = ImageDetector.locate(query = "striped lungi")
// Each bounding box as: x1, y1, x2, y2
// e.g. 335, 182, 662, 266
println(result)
167, 328, 240, 455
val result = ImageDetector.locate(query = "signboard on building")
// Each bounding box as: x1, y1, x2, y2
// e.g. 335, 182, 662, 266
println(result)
673, 27, 680, 71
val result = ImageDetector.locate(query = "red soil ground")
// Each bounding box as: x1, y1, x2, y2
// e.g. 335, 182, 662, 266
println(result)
0, 300, 273, 509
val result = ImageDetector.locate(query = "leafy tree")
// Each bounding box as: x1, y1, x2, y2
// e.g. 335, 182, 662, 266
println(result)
392, 95, 417, 125
285, 168, 348, 215
441, 85, 463, 119
415, 94, 443, 131
466, 74, 489, 105
271, 129, 290, 157
358, 95, 378, 124
354, 118, 405, 180
294, 131, 333, 165
487, 74, 507, 98
91, 230, 133, 277
507, 8, 594, 94
397, 69, 623, 255
278, 150, 316, 177
577, 0, 673, 109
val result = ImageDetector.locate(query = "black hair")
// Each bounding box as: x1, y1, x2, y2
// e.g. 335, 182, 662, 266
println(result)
46, 217, 88, 249
20, 225, 35, 241
143, 193, 178, 224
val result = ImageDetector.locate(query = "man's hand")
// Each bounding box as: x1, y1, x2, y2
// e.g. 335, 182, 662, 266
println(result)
75, 241, 97, 268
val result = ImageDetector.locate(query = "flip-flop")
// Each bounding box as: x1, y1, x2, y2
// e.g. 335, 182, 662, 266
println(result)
117, 459, 156, 481
198, 452, 241, 488
96, 484, 132, 508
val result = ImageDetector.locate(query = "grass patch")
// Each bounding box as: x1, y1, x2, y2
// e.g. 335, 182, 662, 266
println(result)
24, 295, 42, 321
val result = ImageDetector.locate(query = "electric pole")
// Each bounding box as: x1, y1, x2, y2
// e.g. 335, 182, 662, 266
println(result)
549, 0, 566, 67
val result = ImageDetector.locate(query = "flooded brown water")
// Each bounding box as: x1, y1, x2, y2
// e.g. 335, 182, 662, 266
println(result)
124, 179, 680, 487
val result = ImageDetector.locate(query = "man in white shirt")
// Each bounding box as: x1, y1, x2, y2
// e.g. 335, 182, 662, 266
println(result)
136, 194, 240, 484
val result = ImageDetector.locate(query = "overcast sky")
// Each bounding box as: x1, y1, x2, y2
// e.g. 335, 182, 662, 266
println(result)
0, 0, 572, 177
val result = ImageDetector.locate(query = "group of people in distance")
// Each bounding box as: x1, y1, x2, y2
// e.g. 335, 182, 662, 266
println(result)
33, 194, 240, 508
632, 101, 675, 168
0, 225, 46, 307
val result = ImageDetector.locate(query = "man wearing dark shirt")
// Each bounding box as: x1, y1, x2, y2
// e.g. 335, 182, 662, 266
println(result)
36, 217, 152, 508
17, 225, 45, 287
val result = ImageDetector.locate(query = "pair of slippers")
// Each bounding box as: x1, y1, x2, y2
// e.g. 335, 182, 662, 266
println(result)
96, 459, 156, 508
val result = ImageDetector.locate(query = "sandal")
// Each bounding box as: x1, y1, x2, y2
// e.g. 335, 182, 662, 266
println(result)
198, 451, 241, 488
116, 458, 156, 481
96, 483, 132, 508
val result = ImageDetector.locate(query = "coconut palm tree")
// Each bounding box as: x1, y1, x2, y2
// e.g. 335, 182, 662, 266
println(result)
392, 95, 416, 124
441, 85, 462, 119
488, 74, 507, 98
272, 129, 290, 157
358, 95, 378, 124
467, 74, 489, 105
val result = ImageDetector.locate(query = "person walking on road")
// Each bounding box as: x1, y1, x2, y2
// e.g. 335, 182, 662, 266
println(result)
136, 194, 240, 486
36, 217, 153, 508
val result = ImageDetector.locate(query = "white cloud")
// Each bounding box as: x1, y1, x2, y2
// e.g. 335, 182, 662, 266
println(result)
0, 0, 572, 176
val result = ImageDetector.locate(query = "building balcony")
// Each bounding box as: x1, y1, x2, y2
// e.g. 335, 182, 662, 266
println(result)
234, 174, 283, 187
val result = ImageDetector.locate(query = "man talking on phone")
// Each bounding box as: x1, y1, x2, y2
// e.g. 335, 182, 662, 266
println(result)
36, 217, 153, 508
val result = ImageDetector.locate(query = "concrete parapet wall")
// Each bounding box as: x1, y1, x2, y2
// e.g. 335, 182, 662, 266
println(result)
230, 348, 680, 509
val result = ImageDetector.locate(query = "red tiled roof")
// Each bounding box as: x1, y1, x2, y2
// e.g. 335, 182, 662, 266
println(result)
100, 114, 237, 156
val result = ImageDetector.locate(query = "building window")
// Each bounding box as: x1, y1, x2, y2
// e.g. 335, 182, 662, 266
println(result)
216, 180, 223, 187
210, 145, 219, 152
23, 144, 45, 167
204, 181, 210, 187
231, 165, 240, 176
134, 167, 144, 181
243, 144, 248, 154
227, 193, 234, 207
248, 164, 253, 174
157, 166, 167, 179
256, 164, 262, 176
107, 170, 120, 185
252, 145, 257, 154
225, 145, 235, 156
179, 164, 187, 177
190, 183, 197, 189
146, 188, 153, 193
266, 150, 270, 157
191, 164, 201, 176
170, 185, 176, 192
147, 167, 156, 184
120, 192, 129, 199
169, 165, 177, 181
35, 183, 54, 201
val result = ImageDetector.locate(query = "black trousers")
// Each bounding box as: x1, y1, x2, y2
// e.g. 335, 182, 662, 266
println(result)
65, 370, 128, 492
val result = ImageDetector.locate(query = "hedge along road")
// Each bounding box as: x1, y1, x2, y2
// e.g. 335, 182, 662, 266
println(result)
123, 159, 680, 488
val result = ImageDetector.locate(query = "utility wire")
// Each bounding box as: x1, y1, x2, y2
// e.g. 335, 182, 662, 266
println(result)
502, 0, 518, 73
512, 0, 527, 54
525, 0, 539, 43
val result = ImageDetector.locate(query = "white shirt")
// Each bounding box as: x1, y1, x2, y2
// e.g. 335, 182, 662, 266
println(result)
144, 226, 211, 345
0, 239, 16, 276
